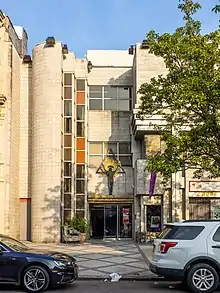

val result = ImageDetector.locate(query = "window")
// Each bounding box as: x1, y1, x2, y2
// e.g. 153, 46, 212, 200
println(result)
89, 99, 102, 110
64, 87, 72, 100
89, 142, 103, 154
88, 86, 132, 111
64, 194, 71, 209
76, 195, 85, 209
76, 80, 85, 91
76, 165, 85, 179
76, 105, 85, 121
64, 210, 71, 222
64, 73, 72, 86
76, 210, 84, 218
158, 225, 204, 240
64, 162, 72, 177
64, 149, 72, 161
213, 227, 220, 242
64, 101, 72, 116
89, 141, 132, 166
76, 180, 85, 194
64, 178, 72, 192
64, 118, 72, 133
64, 135, 72, 147
76, 122, 85, 137
89, 86, 102, 99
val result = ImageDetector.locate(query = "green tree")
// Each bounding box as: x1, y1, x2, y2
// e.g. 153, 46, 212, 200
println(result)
138, 0, 220, 179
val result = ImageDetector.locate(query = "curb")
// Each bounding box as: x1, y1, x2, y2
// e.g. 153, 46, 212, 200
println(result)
78, 276, 164, 281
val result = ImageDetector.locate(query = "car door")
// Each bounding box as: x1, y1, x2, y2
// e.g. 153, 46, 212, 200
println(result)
0, 245, 22, 282
207, 225, 220, 265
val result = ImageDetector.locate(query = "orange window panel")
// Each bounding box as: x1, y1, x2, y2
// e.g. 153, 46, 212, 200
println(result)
76, 151, 85, 163
76, 92, 85, 104
76, 138, 85, 150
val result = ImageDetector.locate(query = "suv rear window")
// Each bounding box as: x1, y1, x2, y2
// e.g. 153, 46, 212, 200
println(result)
157, 225, 204, 240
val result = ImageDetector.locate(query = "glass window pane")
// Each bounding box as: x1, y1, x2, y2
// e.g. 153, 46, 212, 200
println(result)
104, 86, 117, 99
76, 210, 85, 218
119, 155, 132, 166
76, 122, 85, 137
76, 165, 85, 178
64, 101, 72, 116
77, 105, 85, 121
107, 142, 117, 154
76, 180, 85, 194
159, 225, 205, 240
64, 210, 71, 223
89, 142, 102, 154
64, 162, 72, 176
64, 73, 72, 86
64, 87, 72, 100
64, 194, 71, 209
76, 195, 85, 209
77, 79, 85, 91
89, 156, 102, 167
89, 99, 102, 110
64, 135, 72, 147
64, 149, 72, 161
89, 86, 102, 99
118, 99, 130, 111
64, 118, 72, 133
119, 142, 130, 154
104, 99, 117, 110
118, 87, 130, 99
64, 178, 72, 192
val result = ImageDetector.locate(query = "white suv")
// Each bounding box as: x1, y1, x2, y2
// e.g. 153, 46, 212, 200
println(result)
150, 220, 220, 293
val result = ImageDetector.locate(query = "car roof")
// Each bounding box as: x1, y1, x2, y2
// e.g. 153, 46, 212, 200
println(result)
171, 220, 220, 227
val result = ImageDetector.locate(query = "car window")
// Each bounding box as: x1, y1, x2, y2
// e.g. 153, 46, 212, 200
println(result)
0, 237, 29, 252
157, 225, 204, 240
213, 227, 220, 242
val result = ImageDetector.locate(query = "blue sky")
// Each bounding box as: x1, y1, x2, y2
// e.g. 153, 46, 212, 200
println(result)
1, 0, 219, 58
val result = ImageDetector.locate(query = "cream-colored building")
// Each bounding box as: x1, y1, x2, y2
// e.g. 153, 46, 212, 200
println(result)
1, 10, 220, 243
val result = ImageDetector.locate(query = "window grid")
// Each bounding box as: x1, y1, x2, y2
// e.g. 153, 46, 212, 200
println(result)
75, 79, 86, 213
89, 142, 132, 166
88, 86, 132, 111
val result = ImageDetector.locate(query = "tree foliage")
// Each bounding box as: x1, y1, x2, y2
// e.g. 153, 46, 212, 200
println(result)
138, 0, 220, 178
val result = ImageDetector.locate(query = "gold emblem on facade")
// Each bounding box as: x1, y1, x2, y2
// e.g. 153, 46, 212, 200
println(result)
96, 149, 125, 195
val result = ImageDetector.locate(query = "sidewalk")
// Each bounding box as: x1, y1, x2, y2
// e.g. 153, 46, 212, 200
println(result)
24, 240, 158, 280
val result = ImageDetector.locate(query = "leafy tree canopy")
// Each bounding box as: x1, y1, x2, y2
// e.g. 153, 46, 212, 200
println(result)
138, 0, 220, 178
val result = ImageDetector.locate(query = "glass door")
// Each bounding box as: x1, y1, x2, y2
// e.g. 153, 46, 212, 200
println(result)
104, 205, 117, 237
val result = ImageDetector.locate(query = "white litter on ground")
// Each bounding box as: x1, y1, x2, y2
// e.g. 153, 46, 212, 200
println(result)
110, 273, 122, 282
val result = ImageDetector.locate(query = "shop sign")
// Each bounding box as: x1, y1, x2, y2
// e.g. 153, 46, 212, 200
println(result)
189, 181, 220, 192
190, 191, 220, 197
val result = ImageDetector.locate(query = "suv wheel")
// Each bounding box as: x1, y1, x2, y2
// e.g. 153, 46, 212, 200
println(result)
186, 263, 219, 293
22, 265, 50, 292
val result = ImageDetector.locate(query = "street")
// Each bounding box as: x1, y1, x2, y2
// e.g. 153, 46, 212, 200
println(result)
0, 280, 188, 293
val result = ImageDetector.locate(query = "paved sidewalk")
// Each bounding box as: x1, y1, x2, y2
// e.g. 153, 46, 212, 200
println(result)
25, 240, 158, 280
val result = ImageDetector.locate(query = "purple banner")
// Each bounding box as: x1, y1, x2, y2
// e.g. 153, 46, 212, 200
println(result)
149, 172, 157, 196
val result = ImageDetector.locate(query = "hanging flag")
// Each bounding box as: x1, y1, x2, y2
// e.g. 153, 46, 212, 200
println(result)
149, 172, 157, 196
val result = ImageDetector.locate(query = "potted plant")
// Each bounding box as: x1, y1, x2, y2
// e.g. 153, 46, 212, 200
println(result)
70, 217, 88, 243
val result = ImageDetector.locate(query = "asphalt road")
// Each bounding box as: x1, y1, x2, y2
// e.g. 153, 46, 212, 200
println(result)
0, 280, 187, 293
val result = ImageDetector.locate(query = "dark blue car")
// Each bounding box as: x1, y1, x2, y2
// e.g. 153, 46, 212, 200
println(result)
0, 234, 78, 292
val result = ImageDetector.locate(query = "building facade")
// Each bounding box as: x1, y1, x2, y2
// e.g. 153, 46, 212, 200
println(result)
1, 11, 220, 243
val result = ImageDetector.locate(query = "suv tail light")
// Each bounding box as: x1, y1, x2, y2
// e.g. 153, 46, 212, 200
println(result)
160, 241, 177, 254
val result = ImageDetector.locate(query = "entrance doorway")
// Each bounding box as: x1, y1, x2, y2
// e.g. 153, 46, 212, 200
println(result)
90, 204, 132, 239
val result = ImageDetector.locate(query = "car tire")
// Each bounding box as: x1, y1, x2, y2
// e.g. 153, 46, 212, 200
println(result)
21, 265, 50, 292
186, 263, 219, 293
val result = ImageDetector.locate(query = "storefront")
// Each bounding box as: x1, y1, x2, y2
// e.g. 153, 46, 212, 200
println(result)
143, 195, 163, 242
90, 204, 133, 239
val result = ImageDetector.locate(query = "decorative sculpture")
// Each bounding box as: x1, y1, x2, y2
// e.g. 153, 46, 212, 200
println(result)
96, 149, 125, 195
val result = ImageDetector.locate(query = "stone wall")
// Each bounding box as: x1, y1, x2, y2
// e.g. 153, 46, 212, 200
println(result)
31, 42, 63, 242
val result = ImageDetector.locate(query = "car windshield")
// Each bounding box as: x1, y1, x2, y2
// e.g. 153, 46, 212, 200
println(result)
0, 237, 29, 252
